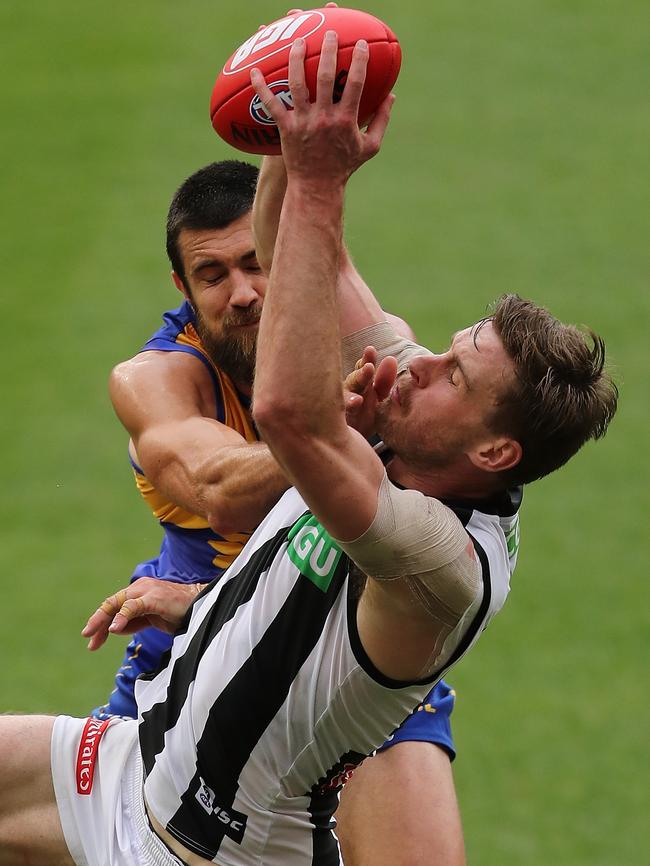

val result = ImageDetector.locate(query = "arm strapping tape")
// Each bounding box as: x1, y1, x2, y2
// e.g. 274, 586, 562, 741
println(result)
336, 472, 482, 625
341, 322, 432, 378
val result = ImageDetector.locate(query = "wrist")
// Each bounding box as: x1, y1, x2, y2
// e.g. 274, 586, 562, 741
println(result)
285, 175, 346, 206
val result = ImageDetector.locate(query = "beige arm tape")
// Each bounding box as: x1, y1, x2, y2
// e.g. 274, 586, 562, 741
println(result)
336, 472, 482, 626
341, 322, 433, 377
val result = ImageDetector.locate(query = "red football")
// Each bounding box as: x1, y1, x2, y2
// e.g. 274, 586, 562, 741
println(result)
210, 7, 401, 155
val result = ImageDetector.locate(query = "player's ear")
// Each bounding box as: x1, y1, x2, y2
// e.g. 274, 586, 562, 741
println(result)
469, 437, 522, 474
172, 271, 191, 300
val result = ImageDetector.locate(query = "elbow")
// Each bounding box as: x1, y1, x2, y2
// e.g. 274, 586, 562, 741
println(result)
252, 397, 300, 444
207, 506, 256, 536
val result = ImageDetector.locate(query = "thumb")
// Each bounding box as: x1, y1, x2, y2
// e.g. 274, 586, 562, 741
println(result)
373, 356, 398, 402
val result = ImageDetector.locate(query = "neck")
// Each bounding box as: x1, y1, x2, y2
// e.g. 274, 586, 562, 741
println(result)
386, 453, 504, 502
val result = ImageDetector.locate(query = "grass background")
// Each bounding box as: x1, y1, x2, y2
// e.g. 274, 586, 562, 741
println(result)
1, 1, 647, 863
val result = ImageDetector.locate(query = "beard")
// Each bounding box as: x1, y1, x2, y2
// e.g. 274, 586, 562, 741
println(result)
375, 395, 470, 470
193, 304, 261, 388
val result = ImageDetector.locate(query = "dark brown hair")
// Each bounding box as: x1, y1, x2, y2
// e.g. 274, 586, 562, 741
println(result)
487, 294, 618, 485
166, 160, 259, 286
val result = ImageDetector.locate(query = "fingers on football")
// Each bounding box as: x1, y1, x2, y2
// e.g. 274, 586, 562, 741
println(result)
287, 38, 309, 110
249, 68, 281, 124
316, 31, 338, 107
339, 39, 369, 115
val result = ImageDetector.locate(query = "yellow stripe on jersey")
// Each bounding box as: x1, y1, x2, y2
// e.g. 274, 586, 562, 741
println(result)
133, 470, 209, 529
208, 533, 251, 569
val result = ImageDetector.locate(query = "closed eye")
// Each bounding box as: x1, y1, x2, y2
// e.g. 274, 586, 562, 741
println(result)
202, 272, 226, 286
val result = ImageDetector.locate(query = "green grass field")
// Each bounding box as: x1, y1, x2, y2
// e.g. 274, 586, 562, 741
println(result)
1, 2, 648, 863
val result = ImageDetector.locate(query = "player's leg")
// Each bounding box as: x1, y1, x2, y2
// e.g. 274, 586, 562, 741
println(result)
0, 715, 74, 866
335, 679, 465, 866
336, 741, 465, 866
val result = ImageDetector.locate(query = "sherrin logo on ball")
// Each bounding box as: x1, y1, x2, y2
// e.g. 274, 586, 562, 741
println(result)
250, 80, 292, 125
210, 6, 401, 156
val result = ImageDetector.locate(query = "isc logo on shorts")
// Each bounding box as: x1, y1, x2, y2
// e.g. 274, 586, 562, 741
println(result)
75, 718, 111, 795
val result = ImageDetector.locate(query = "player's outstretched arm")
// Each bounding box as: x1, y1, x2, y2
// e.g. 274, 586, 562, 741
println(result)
251, 34, 395, 541
110, 349, 289, 535
253, 155, 396, 343
252, 156, 287, 275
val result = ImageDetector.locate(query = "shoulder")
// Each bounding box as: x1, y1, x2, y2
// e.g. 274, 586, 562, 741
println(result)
110, 350, 218, 420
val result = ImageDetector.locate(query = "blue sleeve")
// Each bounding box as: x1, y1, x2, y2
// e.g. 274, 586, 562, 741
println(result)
378, 679, 457, 761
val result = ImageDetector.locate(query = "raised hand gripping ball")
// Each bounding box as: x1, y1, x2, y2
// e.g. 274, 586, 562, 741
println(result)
210, 7, 401, 155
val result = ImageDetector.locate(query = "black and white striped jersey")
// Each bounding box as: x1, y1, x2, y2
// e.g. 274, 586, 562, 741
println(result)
136, 484, 520, 866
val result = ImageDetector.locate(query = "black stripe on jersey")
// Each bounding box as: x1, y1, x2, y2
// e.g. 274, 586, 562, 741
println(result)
164, 553, 351, 860
307, 748, 367, 865
307, 788, 341, 866
442, 486, 522, 521
138, 520, 296, 776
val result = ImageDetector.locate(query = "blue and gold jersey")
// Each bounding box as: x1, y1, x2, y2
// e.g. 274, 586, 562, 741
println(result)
94, 301, 259, 719
130, 300, 258, 584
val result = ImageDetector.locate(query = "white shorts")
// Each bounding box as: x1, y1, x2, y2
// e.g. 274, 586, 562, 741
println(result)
51, 715, 184, 866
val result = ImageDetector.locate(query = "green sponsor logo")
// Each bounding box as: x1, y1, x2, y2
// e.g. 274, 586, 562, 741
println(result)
287, 514, 342, 592
505, 517, 520, 558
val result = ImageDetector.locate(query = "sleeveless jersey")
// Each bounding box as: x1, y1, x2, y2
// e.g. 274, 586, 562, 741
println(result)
93, 301, 259, 720
131, 300, 259, 583
136, 484, 518, 866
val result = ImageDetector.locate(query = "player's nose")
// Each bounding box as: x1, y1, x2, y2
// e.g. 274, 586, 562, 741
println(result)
408, 354, 440, 388
229, 271, 260, 308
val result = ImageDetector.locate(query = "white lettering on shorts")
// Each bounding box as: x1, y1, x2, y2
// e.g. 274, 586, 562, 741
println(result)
75, 718, 111, 795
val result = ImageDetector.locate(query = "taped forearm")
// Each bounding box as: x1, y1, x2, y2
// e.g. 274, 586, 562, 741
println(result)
341, 322, 432, 377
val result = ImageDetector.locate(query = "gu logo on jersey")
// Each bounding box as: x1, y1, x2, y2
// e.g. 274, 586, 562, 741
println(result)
224, 11, 326, 74
287, 514, 343, 592
195, 777, 248, 844
75, 717, 111, 794
250, 80, 292, 125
